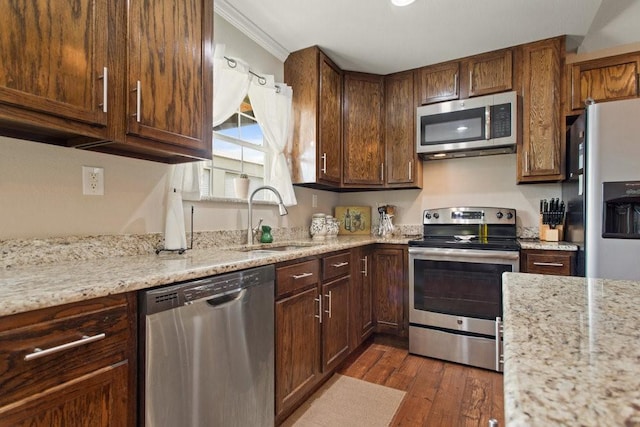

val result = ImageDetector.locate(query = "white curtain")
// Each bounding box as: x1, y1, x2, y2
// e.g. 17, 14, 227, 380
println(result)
248, 75, 297, 206
164, 44, 253, 250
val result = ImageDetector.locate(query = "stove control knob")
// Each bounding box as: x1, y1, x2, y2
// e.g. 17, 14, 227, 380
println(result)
425, 212, 432, 219
433, 213, 439, 219
496, 211, 504, 219
506, 212, 514, 220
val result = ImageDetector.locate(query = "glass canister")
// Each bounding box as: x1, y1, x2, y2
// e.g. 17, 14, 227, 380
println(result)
310, 213, 327, 240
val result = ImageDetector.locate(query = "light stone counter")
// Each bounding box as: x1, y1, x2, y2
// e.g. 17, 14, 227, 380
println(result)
502, 272, 640, 426
0, 235, 411, 317
517, 239, 579, 251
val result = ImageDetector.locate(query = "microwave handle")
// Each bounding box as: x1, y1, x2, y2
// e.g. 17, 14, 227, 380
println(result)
485, 105, 491, 140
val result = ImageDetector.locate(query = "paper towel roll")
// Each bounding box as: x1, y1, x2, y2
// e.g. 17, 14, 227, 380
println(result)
164, 190, 187, 250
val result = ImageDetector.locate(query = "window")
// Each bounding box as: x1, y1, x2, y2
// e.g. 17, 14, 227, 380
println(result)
202, 97, 270, 200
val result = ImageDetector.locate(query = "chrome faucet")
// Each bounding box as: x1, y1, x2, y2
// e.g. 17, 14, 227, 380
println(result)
247, 185, 288, 245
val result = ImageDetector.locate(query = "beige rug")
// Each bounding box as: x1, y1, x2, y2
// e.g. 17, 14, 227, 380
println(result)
282, 374, 406, 427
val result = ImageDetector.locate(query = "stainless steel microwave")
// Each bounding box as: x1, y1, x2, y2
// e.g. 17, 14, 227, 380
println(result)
416, 91, 519, 160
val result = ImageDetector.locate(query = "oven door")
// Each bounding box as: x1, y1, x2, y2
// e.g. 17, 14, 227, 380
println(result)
408, 247, 519, 336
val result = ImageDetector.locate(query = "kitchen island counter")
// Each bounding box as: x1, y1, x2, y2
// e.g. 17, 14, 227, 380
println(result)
0, 235, 411, 317
502, 272, 640, 426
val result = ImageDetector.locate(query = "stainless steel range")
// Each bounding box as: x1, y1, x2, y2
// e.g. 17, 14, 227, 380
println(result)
408, 207, 519, 372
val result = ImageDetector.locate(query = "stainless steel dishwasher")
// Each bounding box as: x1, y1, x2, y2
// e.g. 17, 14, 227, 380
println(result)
140, 265, 275, 427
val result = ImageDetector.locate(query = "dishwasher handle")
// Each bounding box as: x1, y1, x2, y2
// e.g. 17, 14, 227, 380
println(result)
204, 289, 246, 307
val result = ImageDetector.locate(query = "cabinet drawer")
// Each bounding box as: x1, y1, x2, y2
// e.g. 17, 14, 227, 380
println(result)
0, 294, 131, 407
276, 259, 320, 298
523, 251, 574, 276
322, 251, 351, 281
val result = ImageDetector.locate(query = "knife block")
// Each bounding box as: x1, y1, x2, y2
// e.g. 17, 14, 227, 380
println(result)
539, 215, 564, 242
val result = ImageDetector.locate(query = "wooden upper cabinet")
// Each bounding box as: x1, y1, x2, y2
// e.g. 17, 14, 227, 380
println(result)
319, 54, 343, 185
121, 0, 212, 159
343, 72, 384, 186
518, 37, 565, 182
0, 0, 109, 141
385, 71, 421, 188
466, 49, 513, 97
285, 47, 342, 187
417, 61, 460, 105
568, 52, 640, 113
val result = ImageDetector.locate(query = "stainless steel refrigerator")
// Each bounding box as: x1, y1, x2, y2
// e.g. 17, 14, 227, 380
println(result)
563, 97, 640, 280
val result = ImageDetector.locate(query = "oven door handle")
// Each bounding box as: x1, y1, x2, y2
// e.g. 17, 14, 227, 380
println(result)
409, 247, 519, 261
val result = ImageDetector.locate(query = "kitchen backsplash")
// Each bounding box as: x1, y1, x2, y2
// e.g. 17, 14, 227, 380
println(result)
0, 223, 539, 270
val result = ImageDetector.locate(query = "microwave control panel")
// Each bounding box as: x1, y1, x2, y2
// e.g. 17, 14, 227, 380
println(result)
491, 103, 512, 138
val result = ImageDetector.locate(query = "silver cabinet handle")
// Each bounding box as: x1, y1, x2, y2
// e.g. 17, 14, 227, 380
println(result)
469, 69, 474, 94
321, 153, 327, 174
134, 80, 141, 122
331, 262, 349, 268
453, 73, 458, 96
24, 333, 106, 361
315, 296, 322, 323
381, 162, 384, 182
533, 262, 564, 267
408, 161, 412, 181
485, 105, 491, 140
324, 291, 332, 318
292, 272, 313, 280
524, 151, 529, 174
98, 67, 108, 112
361, 256, 368, 276
495, 317, 503, 371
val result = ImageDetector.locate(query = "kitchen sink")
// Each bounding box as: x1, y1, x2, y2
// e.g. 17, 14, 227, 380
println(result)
235, 243, 321, 254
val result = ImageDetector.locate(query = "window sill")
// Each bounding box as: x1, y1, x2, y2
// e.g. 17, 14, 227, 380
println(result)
193, 195, 278, 206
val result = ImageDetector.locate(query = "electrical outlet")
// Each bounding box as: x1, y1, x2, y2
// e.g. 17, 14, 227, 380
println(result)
82, 166, 104, 195
312, 194, 318, 208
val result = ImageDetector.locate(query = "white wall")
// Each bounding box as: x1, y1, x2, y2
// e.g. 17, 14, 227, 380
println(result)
339, 154, 561, 231
578, 0, 640, 54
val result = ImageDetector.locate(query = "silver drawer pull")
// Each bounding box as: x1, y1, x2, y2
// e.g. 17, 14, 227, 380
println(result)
24, 333, 106, 361
292, 272, 313, 280
331, 262, 349, 268
533, 262, 564, 267
325, 291, 332, 318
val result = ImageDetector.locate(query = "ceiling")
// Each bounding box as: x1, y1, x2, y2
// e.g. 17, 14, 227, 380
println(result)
215, 0, 605, 75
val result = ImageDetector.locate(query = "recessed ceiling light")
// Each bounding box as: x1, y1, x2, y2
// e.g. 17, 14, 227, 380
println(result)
391, 0, 415, 6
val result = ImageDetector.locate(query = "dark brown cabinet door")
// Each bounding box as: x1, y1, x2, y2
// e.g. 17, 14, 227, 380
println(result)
321, 276, 351, 372
0, 363, 128, 426
520, 249, 576, 276
568, 53, 640, 112
518, 37, 564, 182
350, 246, 373, 350
373, 246, 407, 336
466, 49, 513, 97
319, 54, 343, 185
343, 72, 384, 186
0, 0, 108, 135
275, 286, 321, 418
125, 0, 212, 156
417, 62, 460, 105
0, 294, 134, 426
385, 71, 421, 187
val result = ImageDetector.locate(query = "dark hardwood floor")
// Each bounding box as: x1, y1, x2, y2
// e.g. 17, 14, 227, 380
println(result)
337, 337, 504, 427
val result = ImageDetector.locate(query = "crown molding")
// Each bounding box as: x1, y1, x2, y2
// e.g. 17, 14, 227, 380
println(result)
214, 1, 290, 62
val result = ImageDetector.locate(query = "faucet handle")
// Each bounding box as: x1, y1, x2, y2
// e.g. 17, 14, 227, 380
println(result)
253, 218, 264, 235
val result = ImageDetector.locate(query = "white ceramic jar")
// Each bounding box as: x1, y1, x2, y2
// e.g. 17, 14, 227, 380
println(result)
310, 213, 327, 240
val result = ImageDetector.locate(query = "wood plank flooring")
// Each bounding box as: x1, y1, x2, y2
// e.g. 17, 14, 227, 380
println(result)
336, 337, 504, 427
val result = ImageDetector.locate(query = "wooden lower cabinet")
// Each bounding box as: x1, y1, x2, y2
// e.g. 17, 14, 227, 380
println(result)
0, 294, 136, 426
321, 276, 350, 372
350, 245, 374, 349
520, 249, 576, 276
275, 252, 351, 423
372, 245, 408, 337
275, 285, 321, 420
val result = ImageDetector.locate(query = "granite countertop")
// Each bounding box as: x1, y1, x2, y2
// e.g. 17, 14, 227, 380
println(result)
0, 235, 411, 317
502, 272, 640, 426
518, 239, 579, 251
